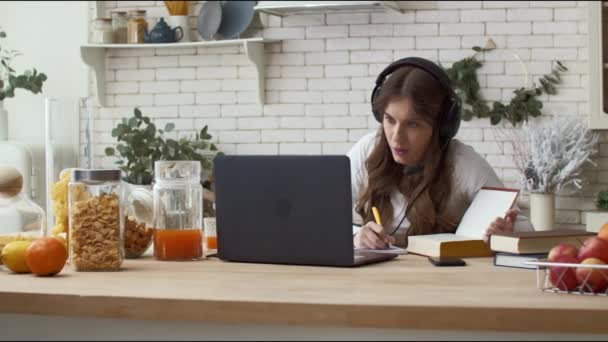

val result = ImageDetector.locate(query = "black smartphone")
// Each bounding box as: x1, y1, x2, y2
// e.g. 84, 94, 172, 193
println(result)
428, 256, 466, 267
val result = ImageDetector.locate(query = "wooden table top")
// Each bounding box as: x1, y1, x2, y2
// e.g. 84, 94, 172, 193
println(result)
1, 254, 607, 333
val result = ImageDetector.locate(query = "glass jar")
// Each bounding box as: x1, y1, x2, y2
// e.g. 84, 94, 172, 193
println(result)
92, 18, 113, 44
111, 11, 128, 44
68, 169, 123, 271
127, 10, 147, 44
48, 168, 75, 246
153, 161, 203, 261
203, 216, 217, 252
122, 182, 154, 259
0, 166, 45, 250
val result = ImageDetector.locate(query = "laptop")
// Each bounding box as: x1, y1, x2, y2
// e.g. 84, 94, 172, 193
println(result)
213, 155, 398, 267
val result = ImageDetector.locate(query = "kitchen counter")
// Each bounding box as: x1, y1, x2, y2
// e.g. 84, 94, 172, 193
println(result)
0, 254, 607, 339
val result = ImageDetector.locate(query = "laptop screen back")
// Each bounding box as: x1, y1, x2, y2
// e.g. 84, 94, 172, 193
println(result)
214, 155, 355, 266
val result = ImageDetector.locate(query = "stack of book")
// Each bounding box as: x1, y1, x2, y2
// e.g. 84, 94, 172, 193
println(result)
490, 230, 595, 269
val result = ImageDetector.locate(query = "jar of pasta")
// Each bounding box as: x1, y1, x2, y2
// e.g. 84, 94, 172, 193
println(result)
127, 10, 147, 44
68, 169, 123, 271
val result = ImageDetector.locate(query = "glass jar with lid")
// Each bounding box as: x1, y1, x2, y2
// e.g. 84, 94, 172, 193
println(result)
92, 18, 113, 44
153, 161, 203, 261
0, 166, 45, 250
68, 169, 123, 271
127, 9, 147, 44
111, 11, 128, 44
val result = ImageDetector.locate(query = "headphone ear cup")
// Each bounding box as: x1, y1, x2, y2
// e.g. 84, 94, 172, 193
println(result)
438, 99, 461, 147
371, 85, 383, 122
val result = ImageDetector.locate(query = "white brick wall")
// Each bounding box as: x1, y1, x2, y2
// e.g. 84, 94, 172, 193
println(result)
91, 1, 595, 229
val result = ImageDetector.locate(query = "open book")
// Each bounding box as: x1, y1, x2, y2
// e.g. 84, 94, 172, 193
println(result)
406, 187, 520, 258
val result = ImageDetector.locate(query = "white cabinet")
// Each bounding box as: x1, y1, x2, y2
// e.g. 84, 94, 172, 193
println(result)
589, 1, 608, 129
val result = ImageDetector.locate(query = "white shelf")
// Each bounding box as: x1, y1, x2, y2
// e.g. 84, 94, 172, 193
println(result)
80, 38, 279, 107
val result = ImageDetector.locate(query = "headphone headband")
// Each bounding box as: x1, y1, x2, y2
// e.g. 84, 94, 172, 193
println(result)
374, 57, 456, 98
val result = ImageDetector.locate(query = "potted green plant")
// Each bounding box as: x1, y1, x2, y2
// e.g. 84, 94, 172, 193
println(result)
0, 28, 48, 140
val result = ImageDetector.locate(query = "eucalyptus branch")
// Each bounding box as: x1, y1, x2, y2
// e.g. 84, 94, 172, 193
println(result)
446, 47, 567, 127
0, 28, 47, 101
105, 107, 221, 185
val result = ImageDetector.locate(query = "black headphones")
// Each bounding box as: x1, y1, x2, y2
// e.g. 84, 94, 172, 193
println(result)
371, 57, 461, 148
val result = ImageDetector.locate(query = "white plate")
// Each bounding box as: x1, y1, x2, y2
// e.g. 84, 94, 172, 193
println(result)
197, 1, 222, 40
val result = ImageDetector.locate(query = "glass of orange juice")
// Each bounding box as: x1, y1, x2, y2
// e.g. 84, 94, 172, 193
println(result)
203, 217, 217, 252
152, 161, 203, 261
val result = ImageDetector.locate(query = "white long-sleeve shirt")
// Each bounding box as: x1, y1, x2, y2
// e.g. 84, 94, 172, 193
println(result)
348, 131, 533, 241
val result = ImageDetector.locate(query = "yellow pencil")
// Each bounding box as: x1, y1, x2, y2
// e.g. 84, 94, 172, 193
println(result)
372, 206, 382, 225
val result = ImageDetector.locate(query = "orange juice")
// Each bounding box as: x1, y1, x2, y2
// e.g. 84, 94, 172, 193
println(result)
154, 229, 202, 261
206, 235, 217, 250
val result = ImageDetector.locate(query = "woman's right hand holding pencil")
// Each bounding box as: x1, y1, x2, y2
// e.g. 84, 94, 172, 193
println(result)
353, 207, 395, 249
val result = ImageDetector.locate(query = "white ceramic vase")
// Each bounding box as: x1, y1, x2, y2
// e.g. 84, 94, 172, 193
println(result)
530, 192, 555, 231
0, 101, 7, 141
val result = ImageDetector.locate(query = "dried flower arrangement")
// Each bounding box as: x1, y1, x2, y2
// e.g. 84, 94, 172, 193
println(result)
506, 117, 599, 195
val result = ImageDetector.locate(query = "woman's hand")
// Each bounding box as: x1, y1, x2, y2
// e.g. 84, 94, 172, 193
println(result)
354, 222, 396, 249
483, 209, 518, 244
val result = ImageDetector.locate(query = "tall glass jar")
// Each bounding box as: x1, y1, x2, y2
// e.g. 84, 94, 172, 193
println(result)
153, 161, 203, 261
127, 10, 147, 44
111, 11, 128, 44
68, 169, 123, 271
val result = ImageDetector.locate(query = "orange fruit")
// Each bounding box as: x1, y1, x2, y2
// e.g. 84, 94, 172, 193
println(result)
25, 237, 68, 276
599, 223, 608, 242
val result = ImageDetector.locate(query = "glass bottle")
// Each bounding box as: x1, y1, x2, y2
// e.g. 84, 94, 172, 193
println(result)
127, 10, 147, 44
68, 169, 123, 271
0, 166, 45, 249
153, 161, 203, 261
111, 11, 128, 44
92, 18, 113, 44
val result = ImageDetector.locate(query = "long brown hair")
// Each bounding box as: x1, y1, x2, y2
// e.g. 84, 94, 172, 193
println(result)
356, 66, 458, 246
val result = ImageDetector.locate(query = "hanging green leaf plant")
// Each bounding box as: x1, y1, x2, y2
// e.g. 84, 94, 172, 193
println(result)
445, 44, 568, 127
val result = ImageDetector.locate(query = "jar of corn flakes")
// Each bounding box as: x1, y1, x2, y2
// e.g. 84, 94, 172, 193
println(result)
68, 169, 124, 271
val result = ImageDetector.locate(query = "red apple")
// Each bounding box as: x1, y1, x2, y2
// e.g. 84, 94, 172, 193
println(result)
577, 237, 608, 264
576, 258, 608, 293
549, 255, 579, 291
548, 243, 579, 262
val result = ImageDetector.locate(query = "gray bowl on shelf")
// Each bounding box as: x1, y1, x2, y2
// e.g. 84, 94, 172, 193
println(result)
216, 1, 256, 40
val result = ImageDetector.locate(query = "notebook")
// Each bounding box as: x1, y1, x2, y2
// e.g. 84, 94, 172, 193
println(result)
489, 229, 595, 254
406, 187, 519, 258
355, 245, 408, 255
493, 252, 548, 270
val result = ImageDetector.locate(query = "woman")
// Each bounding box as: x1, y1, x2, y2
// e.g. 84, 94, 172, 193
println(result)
349, 57, 533, 249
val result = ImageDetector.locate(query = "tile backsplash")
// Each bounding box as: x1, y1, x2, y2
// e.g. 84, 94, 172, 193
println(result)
89, 1, 597, 229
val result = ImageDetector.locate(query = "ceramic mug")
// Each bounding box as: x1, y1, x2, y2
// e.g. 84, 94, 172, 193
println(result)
166, 15, 191, 42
